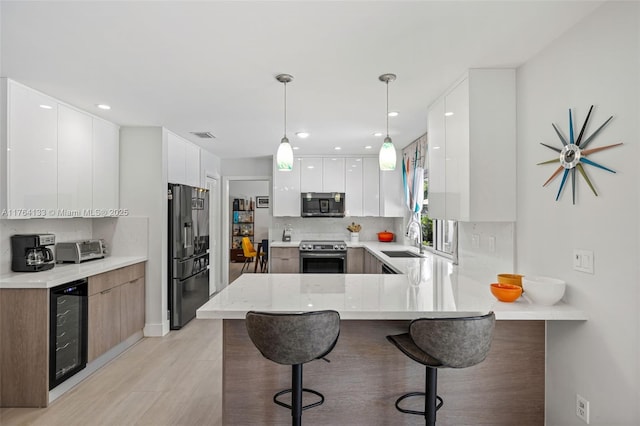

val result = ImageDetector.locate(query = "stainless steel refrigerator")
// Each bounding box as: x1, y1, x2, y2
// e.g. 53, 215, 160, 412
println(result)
168, 183, 210, 330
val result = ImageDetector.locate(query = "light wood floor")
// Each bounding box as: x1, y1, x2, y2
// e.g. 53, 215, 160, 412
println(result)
0, 319, 223, 426
229, 259, 265, 284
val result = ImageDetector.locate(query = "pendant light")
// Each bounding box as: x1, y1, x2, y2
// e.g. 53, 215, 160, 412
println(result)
276, 74, 294, 171
378, 73, 397, 171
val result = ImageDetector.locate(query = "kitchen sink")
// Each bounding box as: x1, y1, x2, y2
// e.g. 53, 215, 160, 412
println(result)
381, 250, 422, 258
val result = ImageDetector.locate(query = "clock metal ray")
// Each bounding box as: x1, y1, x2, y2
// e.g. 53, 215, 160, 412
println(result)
538, 105, 622, 204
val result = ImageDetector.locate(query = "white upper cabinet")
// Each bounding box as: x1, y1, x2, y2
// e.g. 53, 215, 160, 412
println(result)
427, 69, 516, 222
184, 142, 201, 187
379, 158, 404, 217
299, 157, 323, 192
3, 79, 59, 216
273, 157, 301, 217
345, 158, 364, 216
92, 118, 119, 212
2, 79, 120, 218
322, 157, 345, 192
168, 132, 201, 187
362, 157, 380, 216
426, 96, 446, 220
58, 105, 93, 214
168, 132, 187, 185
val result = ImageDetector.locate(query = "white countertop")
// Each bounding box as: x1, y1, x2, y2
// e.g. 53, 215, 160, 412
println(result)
198, 245, 587, 321
0, 256, 148, 289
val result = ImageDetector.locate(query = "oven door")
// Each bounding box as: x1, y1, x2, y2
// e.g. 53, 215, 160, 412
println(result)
300, 252, 346, 273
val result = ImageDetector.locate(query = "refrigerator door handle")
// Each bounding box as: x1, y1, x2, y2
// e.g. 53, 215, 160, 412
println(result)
184, 223, 193, 249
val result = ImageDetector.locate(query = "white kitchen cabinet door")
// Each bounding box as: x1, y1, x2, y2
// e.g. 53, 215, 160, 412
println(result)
345, 157, 363, 216
167, 132, 187, 185
299, 157, 323, 192
379, 160, 405, 217
273, 157, 301, 217
92, 118, 119, 212
185, 141, 201, 187
427, 96, 446, 220
426, 69, 516, 223
5, 80, 58, 216
57, 104, 93, 215
443, 78, 469, 222
322, 157, 345, 192
362, 157, 380, 216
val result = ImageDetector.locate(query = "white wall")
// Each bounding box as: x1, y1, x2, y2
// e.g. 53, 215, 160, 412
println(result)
221, 156, 272, 177
516, 2, 639, 424
119, 126, 168, 337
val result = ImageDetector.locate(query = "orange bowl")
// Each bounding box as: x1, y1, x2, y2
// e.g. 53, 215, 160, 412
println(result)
497, 273, 524, 288
490, 283, 522, 303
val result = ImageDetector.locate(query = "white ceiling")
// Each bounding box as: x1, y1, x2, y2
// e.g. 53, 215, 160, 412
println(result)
1, 1, 604, 159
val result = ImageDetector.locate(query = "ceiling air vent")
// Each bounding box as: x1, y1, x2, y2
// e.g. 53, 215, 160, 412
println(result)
190, 131, 216, 139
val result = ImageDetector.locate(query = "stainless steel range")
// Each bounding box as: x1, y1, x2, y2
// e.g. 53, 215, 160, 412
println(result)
299, 240, 347, 273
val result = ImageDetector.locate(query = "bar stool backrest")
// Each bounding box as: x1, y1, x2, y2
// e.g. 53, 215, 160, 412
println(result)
246, 310, 340, 365
409, 312, 495, 368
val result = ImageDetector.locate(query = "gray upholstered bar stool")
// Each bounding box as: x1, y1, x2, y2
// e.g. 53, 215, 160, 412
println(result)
245, 310, 340, 426
387, 312, 495, 426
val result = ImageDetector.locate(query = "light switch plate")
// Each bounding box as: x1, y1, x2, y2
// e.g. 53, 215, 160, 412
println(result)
573, 249, 594, 274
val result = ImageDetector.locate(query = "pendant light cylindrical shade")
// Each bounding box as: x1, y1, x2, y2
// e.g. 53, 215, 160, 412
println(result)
277, 136, 294, 171
379, 136, 396, 170
378, 73, 397, 171
276, 74, 294, 171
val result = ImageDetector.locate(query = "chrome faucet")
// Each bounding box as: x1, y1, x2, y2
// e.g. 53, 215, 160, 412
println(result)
406, 214, 425, 255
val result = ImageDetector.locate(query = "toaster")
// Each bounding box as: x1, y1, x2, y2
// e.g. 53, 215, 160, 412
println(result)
56, 239, 106, 263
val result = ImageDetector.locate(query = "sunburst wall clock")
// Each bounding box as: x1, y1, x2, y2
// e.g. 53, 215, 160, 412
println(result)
538, 105, 623, 204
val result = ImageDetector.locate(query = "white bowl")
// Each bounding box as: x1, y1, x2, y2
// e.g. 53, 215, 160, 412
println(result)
522, 276, 566, 306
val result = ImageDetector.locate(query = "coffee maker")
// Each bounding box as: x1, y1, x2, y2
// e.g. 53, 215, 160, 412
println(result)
11, 234, 56, 272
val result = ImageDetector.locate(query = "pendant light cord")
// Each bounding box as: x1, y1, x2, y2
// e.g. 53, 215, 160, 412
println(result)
283, 81, 287, 138
386, 80, 389, 137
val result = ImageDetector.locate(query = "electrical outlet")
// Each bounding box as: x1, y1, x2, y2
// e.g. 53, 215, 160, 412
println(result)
576, 394, 590, 423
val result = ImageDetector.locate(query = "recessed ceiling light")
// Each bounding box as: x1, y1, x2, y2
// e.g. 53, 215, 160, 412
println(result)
96, 104, 111, 110
39, 104, 53, 109
388, 111, 399, 117
355, 158, 361, 162
445, 112, 454, 117
293, 146, 300, 150
433, 146, 441, 150
334, 147, 341, 150
365, 145, 372, 150
296, 132, 309, 138
307, 165, 314, 169
373, 132, 383, 137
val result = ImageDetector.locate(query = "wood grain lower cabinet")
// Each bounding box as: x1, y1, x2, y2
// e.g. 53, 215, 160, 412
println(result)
270, 247, 299, 273
88, 263, 145, 362
364, 250, 383, 274
347, 248, 364, 273
120, 277, 145, 341
88, 286, 121, 362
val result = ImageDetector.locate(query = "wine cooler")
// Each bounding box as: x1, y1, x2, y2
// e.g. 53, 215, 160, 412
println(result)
49, 279, 88, 390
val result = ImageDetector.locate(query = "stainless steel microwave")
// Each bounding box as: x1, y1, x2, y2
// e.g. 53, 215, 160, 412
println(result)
301, 192, 345, 217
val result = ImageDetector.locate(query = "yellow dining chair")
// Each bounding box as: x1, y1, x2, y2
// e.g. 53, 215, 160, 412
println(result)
241, 237, 263, 273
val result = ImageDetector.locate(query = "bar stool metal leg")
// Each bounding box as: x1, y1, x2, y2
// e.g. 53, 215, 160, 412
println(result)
292, 364, 302, 426
426, 366, 438, 426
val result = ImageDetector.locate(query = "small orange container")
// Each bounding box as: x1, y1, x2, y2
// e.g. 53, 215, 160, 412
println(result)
490, 283, 522, 303
497, 273, 524, 288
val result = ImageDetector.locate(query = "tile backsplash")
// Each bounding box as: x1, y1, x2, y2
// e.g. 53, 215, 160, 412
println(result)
271, 217, 404, 242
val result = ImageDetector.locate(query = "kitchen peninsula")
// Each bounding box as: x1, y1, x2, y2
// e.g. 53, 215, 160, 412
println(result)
197, 243, 587, 425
